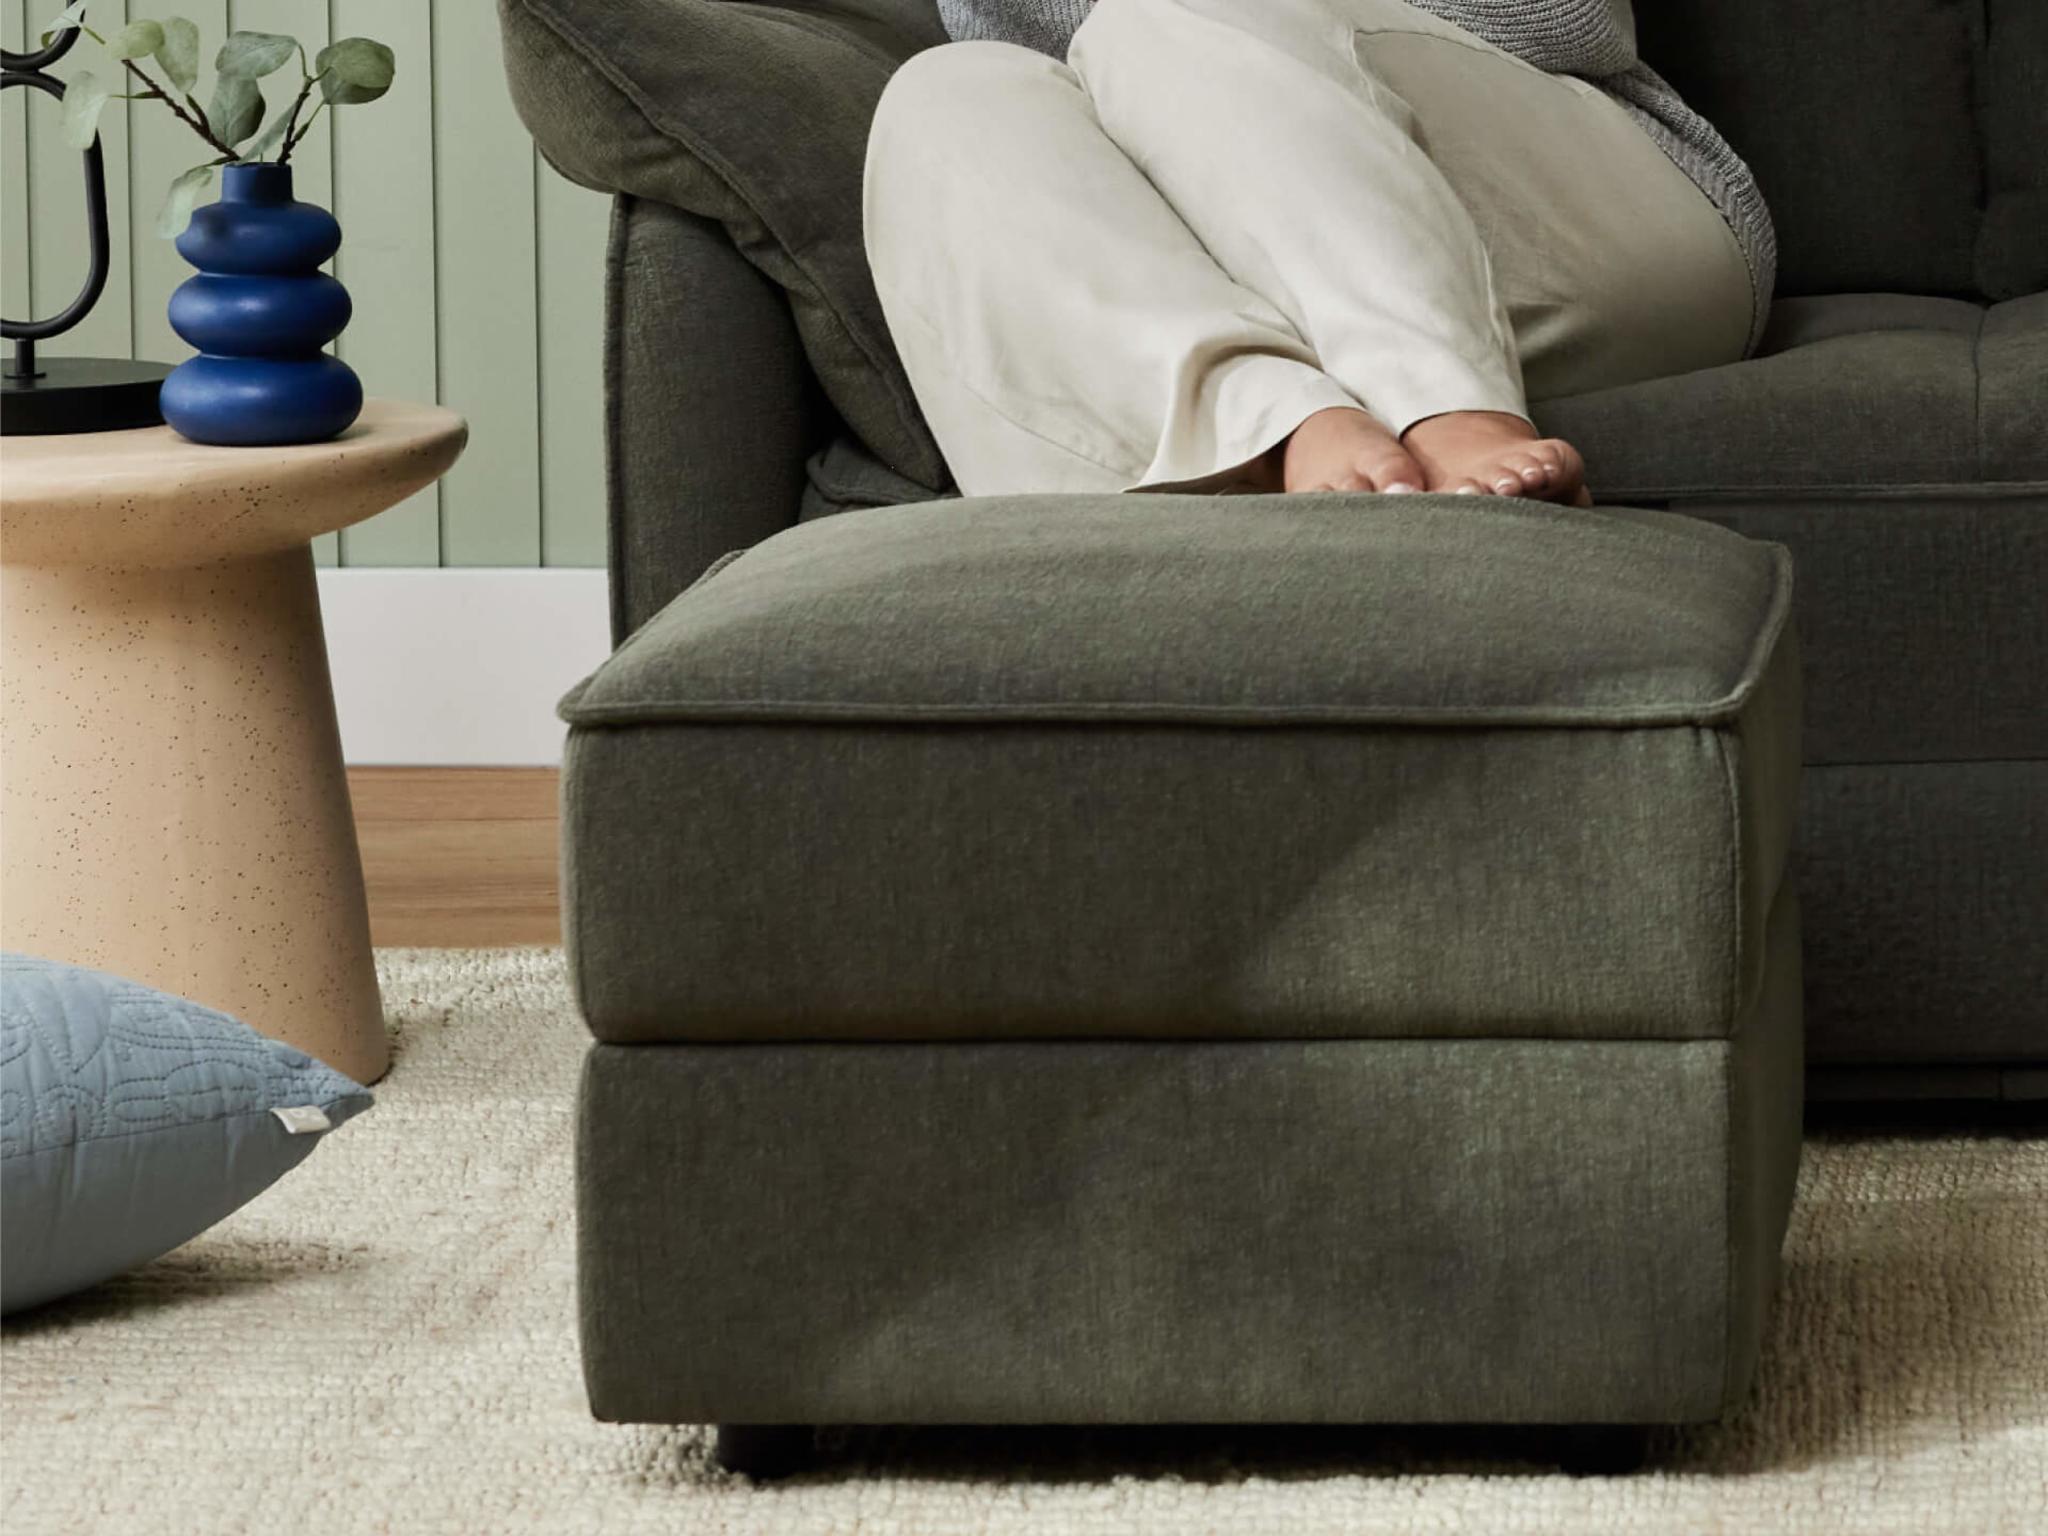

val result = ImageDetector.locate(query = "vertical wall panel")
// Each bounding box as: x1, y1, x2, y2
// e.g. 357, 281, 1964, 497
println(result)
1, 0, 29, 325
26, 0, 131, 362
536, 162, 607, 567
3, 0, 612, 571
431, 0, 539, 567
332, 0, 438, 565
128, 0, 225, 368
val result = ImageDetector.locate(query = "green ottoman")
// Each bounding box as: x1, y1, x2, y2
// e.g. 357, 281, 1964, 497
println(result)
559, 495, 1804, 1474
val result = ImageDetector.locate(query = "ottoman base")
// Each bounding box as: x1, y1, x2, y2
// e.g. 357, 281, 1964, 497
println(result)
578, 896, 1801, 1430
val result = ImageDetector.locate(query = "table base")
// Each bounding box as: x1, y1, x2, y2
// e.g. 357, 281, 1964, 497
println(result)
3, 545, 390, 1084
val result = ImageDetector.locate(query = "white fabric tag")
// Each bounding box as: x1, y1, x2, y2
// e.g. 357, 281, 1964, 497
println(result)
271, 1104, 333, 1135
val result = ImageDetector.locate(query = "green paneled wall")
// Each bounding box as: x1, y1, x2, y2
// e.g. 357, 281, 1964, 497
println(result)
0, 0, 608, 567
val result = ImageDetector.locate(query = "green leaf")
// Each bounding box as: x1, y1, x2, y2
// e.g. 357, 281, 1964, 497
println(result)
314, 37, 394, 105
207, 72, 264, 146
109, 19, 164, 60
58, 68, 109, 150
241, 101, 294, 163
215, 29, 296, 80
39, 0, 90, 46
157, 162, 216, 239
156, 17, 201, 95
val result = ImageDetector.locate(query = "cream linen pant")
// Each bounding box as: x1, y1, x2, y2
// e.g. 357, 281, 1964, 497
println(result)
864, 0, 1755, 494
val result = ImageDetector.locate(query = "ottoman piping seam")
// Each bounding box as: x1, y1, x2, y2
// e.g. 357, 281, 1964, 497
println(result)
562, 699, 1773, 729
1711, 685, 1750, 1409
567, 548, 1798, 730
1711, 724, 1749, 1035
565, 731, 599, 1033
1734, 545, 1797, 727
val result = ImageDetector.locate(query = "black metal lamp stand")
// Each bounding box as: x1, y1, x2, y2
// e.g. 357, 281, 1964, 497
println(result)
2, 14, 172, 435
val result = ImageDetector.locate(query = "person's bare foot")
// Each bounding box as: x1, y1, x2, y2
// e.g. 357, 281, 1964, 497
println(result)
1399, 410, 1592, 506
1278, 406, 1426, 494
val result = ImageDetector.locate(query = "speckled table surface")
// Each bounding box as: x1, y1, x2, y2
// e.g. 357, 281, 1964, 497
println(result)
2, 401, 467, 1084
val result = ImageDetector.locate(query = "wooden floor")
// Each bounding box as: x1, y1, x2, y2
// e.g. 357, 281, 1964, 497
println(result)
349, 767, 561, 947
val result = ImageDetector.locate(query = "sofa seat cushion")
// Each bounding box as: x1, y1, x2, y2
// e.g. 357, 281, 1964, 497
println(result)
561, 496, 1801, 1046
1534, 293, 2048, 502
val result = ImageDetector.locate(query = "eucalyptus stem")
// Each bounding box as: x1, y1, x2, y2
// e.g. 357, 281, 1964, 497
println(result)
119, 55, 239, 158
277, 75, 324, 163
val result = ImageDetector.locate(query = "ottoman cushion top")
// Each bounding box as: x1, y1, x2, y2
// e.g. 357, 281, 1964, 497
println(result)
566, 499, 1785, 730
562, 495, 1800, 1047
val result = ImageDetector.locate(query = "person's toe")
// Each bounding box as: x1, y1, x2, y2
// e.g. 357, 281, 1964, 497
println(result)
1538, 438, 1585, 489
1447, 476, 1491, 496
1361, 450, 1425, 494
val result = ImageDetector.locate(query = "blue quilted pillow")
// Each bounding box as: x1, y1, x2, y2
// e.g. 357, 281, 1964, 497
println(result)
0, 954, 373, 1315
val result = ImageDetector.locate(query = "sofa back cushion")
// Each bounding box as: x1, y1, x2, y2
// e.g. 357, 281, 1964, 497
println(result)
1636, 0, 1986, 298
1979, 0, 2048, 299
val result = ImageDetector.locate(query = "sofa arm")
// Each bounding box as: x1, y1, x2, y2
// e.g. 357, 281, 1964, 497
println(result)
498, 0, 952, 493
606, 198, 814, 642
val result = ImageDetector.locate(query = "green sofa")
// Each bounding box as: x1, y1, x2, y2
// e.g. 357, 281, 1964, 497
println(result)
499, 0, 2046, 1104
497, 0, 2044, 1472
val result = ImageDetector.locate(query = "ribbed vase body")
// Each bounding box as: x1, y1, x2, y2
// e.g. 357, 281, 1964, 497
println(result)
161, 163, 362, 446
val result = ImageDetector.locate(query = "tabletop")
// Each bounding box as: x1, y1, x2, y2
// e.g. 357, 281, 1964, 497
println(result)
2, 400, 468, 567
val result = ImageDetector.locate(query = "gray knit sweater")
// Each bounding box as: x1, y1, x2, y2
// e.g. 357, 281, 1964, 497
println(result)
937, 0, 1776, 351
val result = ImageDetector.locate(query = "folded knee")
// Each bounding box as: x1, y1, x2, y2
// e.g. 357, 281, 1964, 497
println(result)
871, 39, 1070, 152
867, 41, 1088, 278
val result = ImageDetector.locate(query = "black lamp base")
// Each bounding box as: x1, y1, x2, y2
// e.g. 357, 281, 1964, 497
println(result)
2, 356, 172, 435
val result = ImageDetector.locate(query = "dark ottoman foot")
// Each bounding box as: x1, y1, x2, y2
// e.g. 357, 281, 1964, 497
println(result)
1555, 1424, 1655, 1476
714, 1423, 817, 1479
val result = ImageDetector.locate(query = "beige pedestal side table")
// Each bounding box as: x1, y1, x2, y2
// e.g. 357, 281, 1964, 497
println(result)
2, 400, 467, 1084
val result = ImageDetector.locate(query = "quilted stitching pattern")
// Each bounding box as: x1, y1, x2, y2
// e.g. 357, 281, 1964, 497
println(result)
0, 954, 370, 1163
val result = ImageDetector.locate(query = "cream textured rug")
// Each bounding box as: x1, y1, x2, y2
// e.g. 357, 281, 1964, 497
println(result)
3, 949, 2044, 1535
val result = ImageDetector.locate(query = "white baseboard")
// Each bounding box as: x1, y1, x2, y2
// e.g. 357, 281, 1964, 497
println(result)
317, 569, 611, 766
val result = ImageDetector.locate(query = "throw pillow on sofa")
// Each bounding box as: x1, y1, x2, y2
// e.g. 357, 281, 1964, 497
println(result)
0, 954, 373, 1316
497, 0, 954, 492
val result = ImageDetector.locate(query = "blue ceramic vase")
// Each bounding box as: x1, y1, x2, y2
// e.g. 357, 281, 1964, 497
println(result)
160, 163, 362, 446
